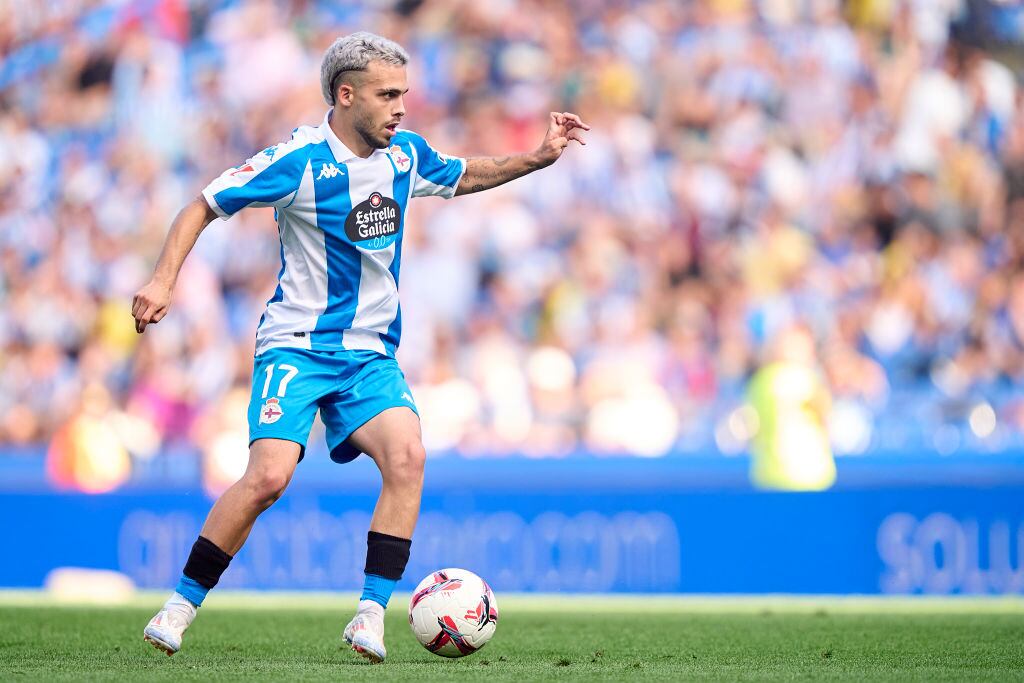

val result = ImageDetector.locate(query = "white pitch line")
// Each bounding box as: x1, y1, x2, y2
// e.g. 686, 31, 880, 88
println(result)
0, 590, 1022, 614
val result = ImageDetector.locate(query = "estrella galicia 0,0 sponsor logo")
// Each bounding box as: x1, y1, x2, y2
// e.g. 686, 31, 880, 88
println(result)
345, 192, 401, 249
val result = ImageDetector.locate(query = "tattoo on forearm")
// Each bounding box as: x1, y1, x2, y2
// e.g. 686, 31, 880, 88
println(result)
459, 155, 534, 195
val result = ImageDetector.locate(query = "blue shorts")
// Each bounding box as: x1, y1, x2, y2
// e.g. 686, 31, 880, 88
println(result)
247, 347, 418, 463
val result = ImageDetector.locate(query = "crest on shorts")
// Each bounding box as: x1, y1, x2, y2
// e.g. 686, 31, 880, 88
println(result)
388, 145, 411, 173
259, 398, 284, 425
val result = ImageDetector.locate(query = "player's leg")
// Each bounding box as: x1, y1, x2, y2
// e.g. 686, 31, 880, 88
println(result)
353, 406, 425, 537
341, 406, 425, 663
306, 351, 423, 663
197, 438, 302, 554
144, 347, 324, 655
143, 438, 301, 655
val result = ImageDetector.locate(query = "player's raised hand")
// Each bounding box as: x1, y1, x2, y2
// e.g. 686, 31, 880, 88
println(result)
132, 279, 172, 333
535, 111, 590, 167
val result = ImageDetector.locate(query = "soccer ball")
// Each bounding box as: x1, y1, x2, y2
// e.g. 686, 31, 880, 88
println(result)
408, 568, 498, 657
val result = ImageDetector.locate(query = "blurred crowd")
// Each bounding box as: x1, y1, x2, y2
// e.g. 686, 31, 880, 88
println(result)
2, 0, 1024, 480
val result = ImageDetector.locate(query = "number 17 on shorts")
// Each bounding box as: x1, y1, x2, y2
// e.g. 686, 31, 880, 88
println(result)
258, 362, 298, 424
246, 348, 323, 447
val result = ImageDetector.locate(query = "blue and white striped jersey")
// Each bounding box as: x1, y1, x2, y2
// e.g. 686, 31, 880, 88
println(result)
202, 111, 465, 357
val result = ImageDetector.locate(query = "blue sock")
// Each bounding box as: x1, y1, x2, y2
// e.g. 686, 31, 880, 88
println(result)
174, 575, 209, 607
360, 573, 398, 608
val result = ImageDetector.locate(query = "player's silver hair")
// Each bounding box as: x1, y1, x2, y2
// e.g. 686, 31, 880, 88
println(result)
320, 31, 409, 106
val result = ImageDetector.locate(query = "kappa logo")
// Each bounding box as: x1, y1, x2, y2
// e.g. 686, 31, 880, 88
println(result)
317, 163, 345, 180
259, 397, 284, 424
388, 145, 411, 173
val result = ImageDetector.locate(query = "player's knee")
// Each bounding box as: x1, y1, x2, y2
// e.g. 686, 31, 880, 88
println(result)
381, 441, 426, 488
243, 468, 290, 507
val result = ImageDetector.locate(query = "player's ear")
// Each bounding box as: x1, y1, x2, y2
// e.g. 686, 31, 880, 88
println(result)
336, 82, 356, 108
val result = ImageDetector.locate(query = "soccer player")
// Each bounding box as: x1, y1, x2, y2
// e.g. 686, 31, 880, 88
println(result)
132, 32, 588, 663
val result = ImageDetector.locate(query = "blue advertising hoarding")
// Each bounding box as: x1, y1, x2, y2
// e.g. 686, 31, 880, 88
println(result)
4, 454, 1022, 595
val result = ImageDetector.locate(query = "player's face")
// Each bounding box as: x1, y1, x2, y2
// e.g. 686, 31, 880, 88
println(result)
347, 61, 408, 150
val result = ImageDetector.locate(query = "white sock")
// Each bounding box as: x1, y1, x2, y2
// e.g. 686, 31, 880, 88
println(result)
166, 592, 198, 614
357, 599, 385, 621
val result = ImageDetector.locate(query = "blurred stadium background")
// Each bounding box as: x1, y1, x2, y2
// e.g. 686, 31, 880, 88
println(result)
1, 0, 1023, 597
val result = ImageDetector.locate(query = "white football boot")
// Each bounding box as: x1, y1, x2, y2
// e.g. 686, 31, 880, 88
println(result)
143, 593, 197, 655
343, 600, 387, 663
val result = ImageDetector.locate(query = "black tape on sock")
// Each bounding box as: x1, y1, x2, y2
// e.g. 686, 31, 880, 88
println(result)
364, 530, 411, 581
182, 536, 233, 590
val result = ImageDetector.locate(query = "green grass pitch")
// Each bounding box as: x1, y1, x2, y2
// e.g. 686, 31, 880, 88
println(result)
0, 593, 1022, 681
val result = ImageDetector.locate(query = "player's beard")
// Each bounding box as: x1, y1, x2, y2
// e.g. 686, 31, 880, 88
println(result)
354, 107, 390, 150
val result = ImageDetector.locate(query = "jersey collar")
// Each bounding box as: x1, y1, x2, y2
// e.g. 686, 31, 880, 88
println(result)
321, 109, 385, 162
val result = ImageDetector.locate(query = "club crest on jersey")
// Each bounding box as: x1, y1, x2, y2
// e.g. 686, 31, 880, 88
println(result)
259, 398, 284, 424
317, 163, 345, 180
388, 145, 411, 173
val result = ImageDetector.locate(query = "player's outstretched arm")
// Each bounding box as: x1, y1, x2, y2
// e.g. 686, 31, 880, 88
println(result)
132, 196, 219, 333
454, 111, 589, 196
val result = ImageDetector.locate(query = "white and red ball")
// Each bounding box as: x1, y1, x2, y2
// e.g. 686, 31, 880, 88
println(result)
408, 568, 498, 657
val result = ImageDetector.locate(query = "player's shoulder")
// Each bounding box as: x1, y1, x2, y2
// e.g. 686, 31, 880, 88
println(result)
288, 122, 327, 149
391, 128, 423, 141
257, 124, 325, 166
391, 128, 428, 149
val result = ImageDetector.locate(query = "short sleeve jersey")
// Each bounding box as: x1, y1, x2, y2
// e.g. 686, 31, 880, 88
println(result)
202, 110, 466, 356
